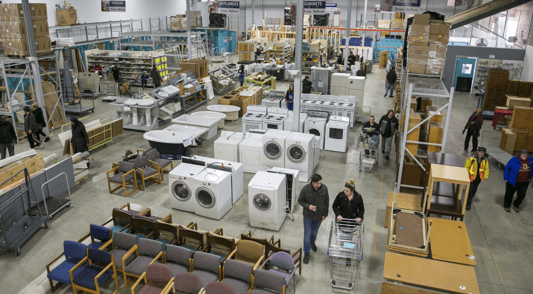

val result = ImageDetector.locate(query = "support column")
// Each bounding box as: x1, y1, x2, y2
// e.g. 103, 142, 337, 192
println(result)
292, 0, 304, 132
186, 0, 193, 60
344, 0, 354, 71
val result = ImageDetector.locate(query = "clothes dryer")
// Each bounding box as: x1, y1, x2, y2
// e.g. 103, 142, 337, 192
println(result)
192, 168, 233, 220
169, 163, 205, 212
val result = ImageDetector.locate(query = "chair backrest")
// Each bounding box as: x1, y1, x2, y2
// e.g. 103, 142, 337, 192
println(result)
146, 264, 173, 287
206, 281, 235, 294
64, 241, 87, 261
118, 161, 135, 173
112, 208, 133, 228
175, 273, 202, 293
154, 221, 179, 242
132, 215, 156, 236
253, 269, 285, 294
113, 231, 137, 250
266, 242, 291, 258
240, 234, 268, 246
88, 248, 112, 267
269, 252, 295, 272
207, 233, 235, 257
132, 155, 149, 169
138, 238, 164, 258
90, 224, 111, 243
192, 251, 221, 273
236, 240, 264, 264
166, 244, 192, 266
179, 227, 205, 249
145, 148, 159, 161
224, 259, 252, 283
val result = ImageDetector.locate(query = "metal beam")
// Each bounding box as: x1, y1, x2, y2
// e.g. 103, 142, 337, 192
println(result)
344, 0, 353, 71
186, 0, 192, 60
292, 0, 304, 132
447, 0, 531, 30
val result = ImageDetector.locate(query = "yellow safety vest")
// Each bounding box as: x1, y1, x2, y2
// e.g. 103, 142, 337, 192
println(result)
465, 156, 489, 182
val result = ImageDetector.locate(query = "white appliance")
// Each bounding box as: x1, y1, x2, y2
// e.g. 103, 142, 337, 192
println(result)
262, 97, 282, 108
313, 137, 321, 169
183, 156, 244, 205
214, 131, 244, 162
325, 116, 350, 152
284, 132, 315, 182
301, 94, 320, 101
305, 111, 328, 150
263, 108, 289, 130
248, 172, 287, 231
336, 96, 357, 128
318, 95, 338, 118
242, 105, 267, 133
267, 167, 300, 215
284, 112, 307, 132
331, 73, 350, 96
348, 76, 365, 121
169, 163, 206, 212
239, 132, 267, 173
262, 129, 291, 168
300, 100, 318, 114
193, 168, 233, 220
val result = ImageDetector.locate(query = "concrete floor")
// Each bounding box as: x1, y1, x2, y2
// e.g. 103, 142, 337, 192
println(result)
1, 63, 533, 294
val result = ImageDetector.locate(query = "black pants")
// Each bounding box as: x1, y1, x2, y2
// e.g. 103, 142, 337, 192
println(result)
504, 182, 529, 209
141, 80, 147, 88
0, 143, 14, 159
154, 82, 161, 88
240, 81, 244, 87
27, 132, 37, 148
36, 128, 47, 141
464, 130, 478, 151
467, 178, 481, 207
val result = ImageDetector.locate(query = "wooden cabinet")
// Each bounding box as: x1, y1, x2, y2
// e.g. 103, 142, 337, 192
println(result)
517, 82, 533, 97
506, 80, 520, 96
482, 69, 509, 111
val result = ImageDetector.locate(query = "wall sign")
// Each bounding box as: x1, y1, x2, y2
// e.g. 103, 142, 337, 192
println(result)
217, 1, 240, 15
392, 0, 421, 13
325, 3, 337, 12
304, 1, 326, 14
101, 1, 126, 12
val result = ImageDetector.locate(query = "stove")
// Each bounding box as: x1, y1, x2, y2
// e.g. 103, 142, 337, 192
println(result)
263, 107, 289, 130
300, 100, 318, 114
242, 105, 268, 133
319, 101, 338, 118
336, 96, 357, 128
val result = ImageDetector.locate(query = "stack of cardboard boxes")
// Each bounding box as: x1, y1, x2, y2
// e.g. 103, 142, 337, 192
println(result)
56, 7, 77, 26
238, 41, 255, 62
217, 86, 263, 117
0, 3, 51, 56
170, 11, 201, 31
500, 96, 533, 154
407, 14, 449, 75
392, 12, 405, 29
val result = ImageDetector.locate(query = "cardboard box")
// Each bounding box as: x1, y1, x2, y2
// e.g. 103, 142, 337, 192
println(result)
218, 94, 234, 105
515, 130, 528, 152
406, 113, 421, 156
506, 96, 531, 109
409, 24, 430, 36
183, 84, 195, 95
509, 107, 532, 130
501, 128, 517, 155
407, 45, 429, 74
0, 3, 47, 21
427, 122, 443, 152
230, 95, 251, 117
3, 36, 51, 56
527, 132, 533, 152
0, 19, 49, 38
430, 23, 450, 35
407, 35, 429, 45
56, 7, 77, 26
413, 14, 430, 25
425, 58, 445, 75
429, 34, 449, 45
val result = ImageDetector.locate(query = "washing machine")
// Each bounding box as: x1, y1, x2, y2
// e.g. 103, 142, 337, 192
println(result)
285, 132, 315, 182
242, 105, 267, 133
239, 132, 267, 173
183, 156, 244, 205
248, 171, 287, 231
263, 108, 289, 130
192, 168, 233, 220
305, 110, 329, 150
267, 167, 299, 215
262, 129, 292, 168
284, 112, 307, 132
214, 131, 244, 162
325, 116, 350, 153
169, 163, 206, 212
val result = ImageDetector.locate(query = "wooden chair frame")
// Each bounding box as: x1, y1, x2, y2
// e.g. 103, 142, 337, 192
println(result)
130, 271, 175, 294
135, 159, 162, 191
121, 244, 164, 287
69, 253, 120, 294
107, 164, 137, 197
137, 148, 174, 178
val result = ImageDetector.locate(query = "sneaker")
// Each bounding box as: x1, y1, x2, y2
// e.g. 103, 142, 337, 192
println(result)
35, 144, 44, 149
311, 243, 317, 252
513, 206, 519, 213
303, 254, 310, 264
466, 205, 471, 211
44, 137, 50, 142
504, 207, 511, 212
384, 94, 387, 97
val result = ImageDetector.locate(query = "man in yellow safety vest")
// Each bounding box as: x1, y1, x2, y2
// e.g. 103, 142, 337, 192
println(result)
465, 146, 489, 211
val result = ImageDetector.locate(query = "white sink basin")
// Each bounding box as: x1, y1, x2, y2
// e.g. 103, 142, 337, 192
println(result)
207, 105, 240, 121
191, 111, 226, 129
171, 114, 219, 140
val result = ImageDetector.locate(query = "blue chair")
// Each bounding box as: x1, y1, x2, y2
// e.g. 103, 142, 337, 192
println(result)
46, 241, 88, 292
70, 248, 119, 294
261, 252, 298, 294
78, 224, 112, 250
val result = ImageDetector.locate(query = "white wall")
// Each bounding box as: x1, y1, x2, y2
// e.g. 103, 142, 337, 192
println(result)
521, 45, 533, 81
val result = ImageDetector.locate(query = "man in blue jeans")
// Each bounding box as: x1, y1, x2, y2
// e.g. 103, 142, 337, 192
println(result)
298, 173, 329, 264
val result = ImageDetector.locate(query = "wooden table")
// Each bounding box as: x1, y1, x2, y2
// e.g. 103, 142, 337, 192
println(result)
385, 192, 422, 228
424, 164, 470, 220
381, 282, 440, 294
428, 217, 476, 266
383, 252, 480, 294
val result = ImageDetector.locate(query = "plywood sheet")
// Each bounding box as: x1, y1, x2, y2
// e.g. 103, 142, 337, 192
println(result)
111, 118, 123, 138
41, 81, 64, 128
0, 154, 44, 190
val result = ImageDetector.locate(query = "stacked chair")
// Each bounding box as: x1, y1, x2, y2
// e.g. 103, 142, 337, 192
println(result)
107, 151, 165, 196
138, 147, 174, 178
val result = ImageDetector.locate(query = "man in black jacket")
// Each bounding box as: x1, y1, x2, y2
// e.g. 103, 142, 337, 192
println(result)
111, 65, 120, 82
298, 173, 329, 264
23, 106, 42, 149
337, 53, 344, 66
0, 115, 17, 159
150, 65, 162, 88
348, 51, 356, 66
302, 75, 313, 93
379, 110, 398, 160
384, 66, 397, 98
362, 115, 380, 155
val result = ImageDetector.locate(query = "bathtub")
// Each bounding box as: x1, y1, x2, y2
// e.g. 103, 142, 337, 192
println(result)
143, 131, 194, 158
191, 111, 226, 129
171, 115, 219, 140
206, 105, 240, 121
163, 125, 209, 140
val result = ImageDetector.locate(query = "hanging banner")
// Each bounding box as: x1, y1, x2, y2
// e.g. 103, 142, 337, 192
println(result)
101, 1, 126, 12
217, 1, 240, 15
392, 0, 421, 13
325, 3, 337, 12
304, 1, 326, 14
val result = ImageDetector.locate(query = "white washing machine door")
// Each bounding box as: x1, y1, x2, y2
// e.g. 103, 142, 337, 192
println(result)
172, 180, 192, 202
264, 140, 283, 159
253, 193, 273, 212
287, 143, 307, 163
308, 127, 322, 138
196, 186, 216, 208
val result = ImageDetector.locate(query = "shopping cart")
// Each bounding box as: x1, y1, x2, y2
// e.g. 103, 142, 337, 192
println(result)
327, 219, 364, 290
357, 128, 379, 172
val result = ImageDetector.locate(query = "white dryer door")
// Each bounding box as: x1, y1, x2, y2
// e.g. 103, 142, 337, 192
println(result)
196, 187, 216, 208
308, 127, 322, 138
264, 141, 283, 159
287, 144, 307, 163
171, 181, 192, 202
252, 192, 273, 212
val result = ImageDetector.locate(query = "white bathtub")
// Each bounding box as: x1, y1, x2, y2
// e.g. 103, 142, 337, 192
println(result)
207, 105, 240, 121
191, 111, 226, 129
143, 130, 194, 157
171, 114, 219, 139
163, 125, 209, 140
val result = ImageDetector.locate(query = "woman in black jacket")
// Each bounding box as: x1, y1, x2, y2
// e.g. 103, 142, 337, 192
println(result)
70, 117, 90, 154
32, 103, 50, 142
332, 179, 364, 223
302, 76, 313, 94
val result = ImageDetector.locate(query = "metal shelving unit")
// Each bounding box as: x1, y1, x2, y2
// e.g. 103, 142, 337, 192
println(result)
118, 31, 206, 50
49, 19, 143, 46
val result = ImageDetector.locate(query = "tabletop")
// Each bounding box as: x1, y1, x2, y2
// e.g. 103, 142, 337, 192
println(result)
428, 217, 476, 266
429, 164, 470, 185
383, 252, 480, 294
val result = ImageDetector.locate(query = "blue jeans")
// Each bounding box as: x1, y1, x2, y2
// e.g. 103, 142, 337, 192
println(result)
303, 217, 322, 255
385, 82, 394, 97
